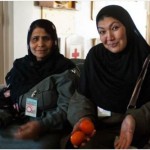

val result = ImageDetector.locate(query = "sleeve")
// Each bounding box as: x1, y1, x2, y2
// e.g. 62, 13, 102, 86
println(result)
0, 109, 13, 128
39, 70, 78, 132
67, 90, 97, 126
126, 101, 150, 136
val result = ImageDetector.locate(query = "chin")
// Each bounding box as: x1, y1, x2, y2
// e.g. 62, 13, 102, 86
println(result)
36, 55, 47, 61
109, 47, 124, 53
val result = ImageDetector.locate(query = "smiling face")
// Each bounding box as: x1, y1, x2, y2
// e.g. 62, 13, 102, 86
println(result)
97, 17, 127, 53
29, 27, 53, 61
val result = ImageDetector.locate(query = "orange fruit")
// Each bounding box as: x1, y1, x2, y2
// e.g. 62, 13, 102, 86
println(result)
79, 119, 95, 135
70, 131, 85, 146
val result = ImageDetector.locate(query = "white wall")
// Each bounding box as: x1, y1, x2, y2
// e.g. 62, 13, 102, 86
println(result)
93, 0, 146, 38
13, 1, 147, 59
13, 1, 41, 59
42, 1, 97, 58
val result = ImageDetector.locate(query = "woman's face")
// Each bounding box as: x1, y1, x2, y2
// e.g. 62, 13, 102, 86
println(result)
29, 27, 53, 61
97, 17, 127, 53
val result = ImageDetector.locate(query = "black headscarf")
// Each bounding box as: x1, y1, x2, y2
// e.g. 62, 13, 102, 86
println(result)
6, 19, 75, 104
78, 5, 150, 113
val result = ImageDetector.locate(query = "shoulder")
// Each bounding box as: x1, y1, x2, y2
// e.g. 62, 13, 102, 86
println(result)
13, 56, 28, 66
39, 69, 78, 84
88, 43, 103, 56
34, 69, 79, 88
55, 68, 79, 80
59, 54, 76, 65
42, 69, 79, 89
84, 43, 104, 64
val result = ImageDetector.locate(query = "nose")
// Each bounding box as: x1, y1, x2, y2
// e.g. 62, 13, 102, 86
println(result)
38, 38, 44, 47
106, 31, 114, 41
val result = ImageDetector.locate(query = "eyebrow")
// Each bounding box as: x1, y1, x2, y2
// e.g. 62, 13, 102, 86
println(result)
31, 35, 50, 37
98, 21, 120, 30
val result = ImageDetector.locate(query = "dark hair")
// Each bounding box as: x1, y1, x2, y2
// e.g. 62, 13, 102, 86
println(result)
96, 5, 141, 43
27, 19, 59, 56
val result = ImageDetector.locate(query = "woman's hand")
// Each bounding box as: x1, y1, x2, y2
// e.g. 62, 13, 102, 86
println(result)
4, 90, 10, 98
114, 115, 135, 149
14, 121, 42, 140
71, 117, 96, 148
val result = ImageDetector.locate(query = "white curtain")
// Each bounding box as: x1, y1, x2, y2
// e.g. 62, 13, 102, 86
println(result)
145, 1, 150, 45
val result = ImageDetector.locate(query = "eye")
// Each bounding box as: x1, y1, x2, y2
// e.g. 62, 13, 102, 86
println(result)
100, 31, 105, 35
112, 25, 119, 31
31, 36, 38, 43
43, 36, 51, 41
99, 30, 106, 35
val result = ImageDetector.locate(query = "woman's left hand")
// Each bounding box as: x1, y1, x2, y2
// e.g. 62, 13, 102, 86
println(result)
14, 121, 42, 140
4, 90, 10, 98
114, 115, 135, 149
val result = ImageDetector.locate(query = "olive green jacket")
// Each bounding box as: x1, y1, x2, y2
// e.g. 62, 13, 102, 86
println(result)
68, 91, 150, 136
0, 68, 78, 132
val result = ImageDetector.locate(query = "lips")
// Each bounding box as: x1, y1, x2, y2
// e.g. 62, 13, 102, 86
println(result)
108, 42, 118, 48
37, 49, 46, 51
36, 50, 47, 53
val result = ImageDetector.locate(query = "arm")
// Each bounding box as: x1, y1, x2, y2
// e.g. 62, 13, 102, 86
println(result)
14, 69, 78, 139
114, 101, 150, 149
67, 91, 97, 147
126, 101, 150, 136
67, 90, 96, 126
39, 69, 78, 131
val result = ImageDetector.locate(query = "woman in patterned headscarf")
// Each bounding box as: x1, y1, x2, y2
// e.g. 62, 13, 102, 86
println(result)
68, 5, 150, 149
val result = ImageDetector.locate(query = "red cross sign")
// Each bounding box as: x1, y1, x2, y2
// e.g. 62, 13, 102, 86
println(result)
72, 48, 79, 58
70, 45, 82, 59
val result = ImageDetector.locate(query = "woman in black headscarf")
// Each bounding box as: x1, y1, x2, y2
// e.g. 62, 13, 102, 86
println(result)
68, 5, 150, 149
0, 19, 78, 148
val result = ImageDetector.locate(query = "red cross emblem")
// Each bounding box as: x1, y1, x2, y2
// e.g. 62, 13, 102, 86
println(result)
72, 48, 79, 59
